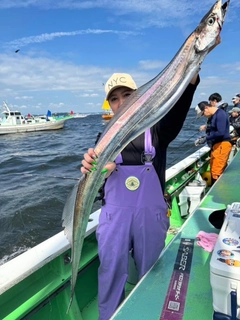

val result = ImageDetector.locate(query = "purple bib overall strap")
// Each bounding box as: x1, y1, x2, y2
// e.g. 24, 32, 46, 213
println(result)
115, 128, 156, 165
96, 128, 169, 320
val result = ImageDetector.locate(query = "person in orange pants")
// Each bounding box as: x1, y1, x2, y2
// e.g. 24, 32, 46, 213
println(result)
210, 141, 232, 182
195, 102, 232, 184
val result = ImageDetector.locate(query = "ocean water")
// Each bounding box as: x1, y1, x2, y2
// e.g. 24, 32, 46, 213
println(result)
0, 110, 204, 264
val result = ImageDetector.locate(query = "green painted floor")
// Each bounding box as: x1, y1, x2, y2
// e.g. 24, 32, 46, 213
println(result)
111, 150, 240, 320
81, 282, 136, 319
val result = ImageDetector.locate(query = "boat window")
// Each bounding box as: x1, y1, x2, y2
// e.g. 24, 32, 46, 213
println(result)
15, 112, 21, 116
0, 114, 7, 122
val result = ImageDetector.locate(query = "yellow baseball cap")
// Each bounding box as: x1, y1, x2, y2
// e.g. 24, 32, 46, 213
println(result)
105, 73, 137, 100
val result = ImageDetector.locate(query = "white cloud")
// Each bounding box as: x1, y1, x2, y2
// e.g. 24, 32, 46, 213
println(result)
15, 95, 33, 100
49, 102, 65, 109
1, 0, 238, 29
139, 60, 166, 70
0, 0, 230, 13
80, 93, 99, 98
0, 54, 106, 93
221, 62, 240, 73
5, 29, 142, 49
0, 51, 237, 108
3, 88, 14, 92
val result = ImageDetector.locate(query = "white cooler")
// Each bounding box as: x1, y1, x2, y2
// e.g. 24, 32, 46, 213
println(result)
210, 203, 240, 320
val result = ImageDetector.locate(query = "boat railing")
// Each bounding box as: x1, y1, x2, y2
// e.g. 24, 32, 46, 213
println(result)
166, 146, 210, 181
0, 209, 101, 295
0, 146, 211, 295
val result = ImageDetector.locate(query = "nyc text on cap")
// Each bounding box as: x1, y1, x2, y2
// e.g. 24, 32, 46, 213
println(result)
105, 73, 137, 100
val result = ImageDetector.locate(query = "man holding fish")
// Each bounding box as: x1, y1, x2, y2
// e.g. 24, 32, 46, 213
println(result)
62, 1, 229, 318
81, 35, 221, 320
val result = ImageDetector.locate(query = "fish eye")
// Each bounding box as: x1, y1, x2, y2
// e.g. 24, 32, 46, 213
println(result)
208, 17, 215, 26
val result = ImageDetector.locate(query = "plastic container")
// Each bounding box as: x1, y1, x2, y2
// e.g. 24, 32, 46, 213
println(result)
178, 185, 205, 217
210, 203, 240, 319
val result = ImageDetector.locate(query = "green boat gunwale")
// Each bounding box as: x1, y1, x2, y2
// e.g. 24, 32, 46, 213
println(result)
0, 145, 214, 320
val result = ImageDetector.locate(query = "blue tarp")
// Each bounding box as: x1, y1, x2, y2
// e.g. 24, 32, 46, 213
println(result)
46, 110, 52, 117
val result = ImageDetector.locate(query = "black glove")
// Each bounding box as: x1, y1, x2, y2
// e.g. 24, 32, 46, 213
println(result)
195, 136, 207, 146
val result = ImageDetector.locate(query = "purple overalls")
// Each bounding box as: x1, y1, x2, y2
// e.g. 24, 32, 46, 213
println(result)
96, 129, 169, 320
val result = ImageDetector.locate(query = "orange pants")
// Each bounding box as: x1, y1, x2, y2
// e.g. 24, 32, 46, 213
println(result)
210, 141, 232, 180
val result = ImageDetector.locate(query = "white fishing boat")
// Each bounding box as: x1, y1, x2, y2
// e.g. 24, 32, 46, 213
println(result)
74, 113, 88, 118
69, 111, 89, 118
0, 101, 69, 135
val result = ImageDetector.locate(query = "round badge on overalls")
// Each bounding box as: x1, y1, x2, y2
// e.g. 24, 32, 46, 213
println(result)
125, 176, 140, 191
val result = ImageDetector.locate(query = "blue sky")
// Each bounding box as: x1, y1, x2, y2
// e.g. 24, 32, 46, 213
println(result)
0, 0, 239, 115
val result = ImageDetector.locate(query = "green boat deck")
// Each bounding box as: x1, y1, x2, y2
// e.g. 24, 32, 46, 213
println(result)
111, 150, 240, 320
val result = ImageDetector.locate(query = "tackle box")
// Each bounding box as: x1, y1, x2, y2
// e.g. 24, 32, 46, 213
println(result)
210, 202, 240, 320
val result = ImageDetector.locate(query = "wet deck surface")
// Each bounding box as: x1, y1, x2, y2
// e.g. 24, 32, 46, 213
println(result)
111, 150, 240, 320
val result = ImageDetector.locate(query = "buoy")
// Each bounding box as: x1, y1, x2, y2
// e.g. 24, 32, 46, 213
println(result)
201, 171, 212, 186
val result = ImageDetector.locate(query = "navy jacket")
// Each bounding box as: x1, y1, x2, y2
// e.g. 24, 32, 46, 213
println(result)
206, 108, 231, 146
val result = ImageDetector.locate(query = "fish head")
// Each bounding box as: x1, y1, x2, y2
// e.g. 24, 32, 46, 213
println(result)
194, 0, 230, 53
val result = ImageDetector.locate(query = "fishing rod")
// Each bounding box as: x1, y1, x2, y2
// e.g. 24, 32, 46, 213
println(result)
167, 131, 200, 167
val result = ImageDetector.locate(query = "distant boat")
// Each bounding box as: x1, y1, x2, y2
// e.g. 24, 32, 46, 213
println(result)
69, 111, 88, 118
0, 101, 70, 135
101, 99, 113, 120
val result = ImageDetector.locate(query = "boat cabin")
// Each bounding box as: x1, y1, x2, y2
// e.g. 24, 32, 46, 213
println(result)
0, 110, 25, 126
0, 102, 52, 127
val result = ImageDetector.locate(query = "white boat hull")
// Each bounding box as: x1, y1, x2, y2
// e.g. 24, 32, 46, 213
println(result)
0, 119, 65, 135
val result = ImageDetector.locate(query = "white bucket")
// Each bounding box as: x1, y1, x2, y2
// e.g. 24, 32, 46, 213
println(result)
178, 185, 205, 217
